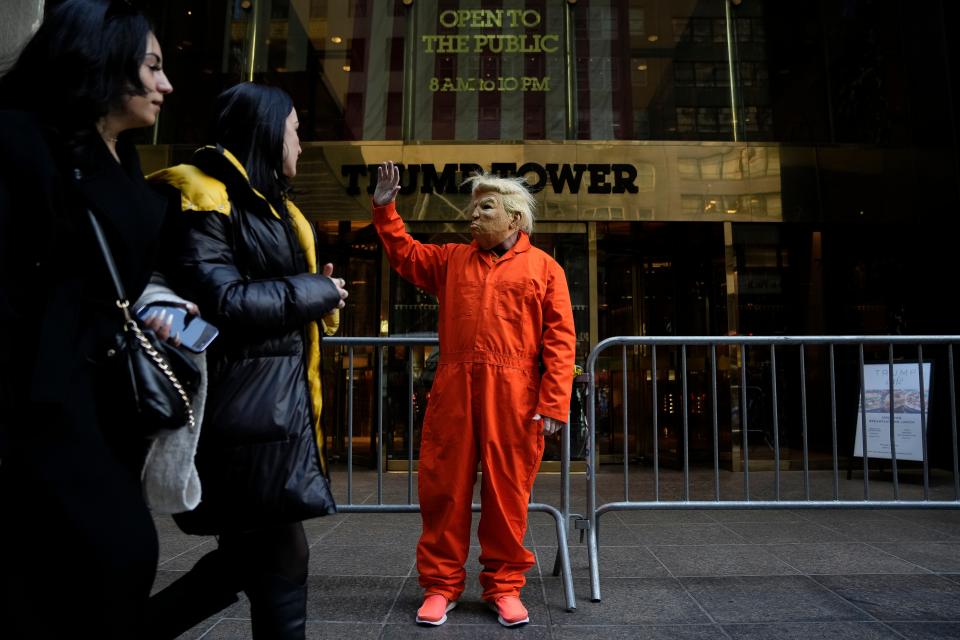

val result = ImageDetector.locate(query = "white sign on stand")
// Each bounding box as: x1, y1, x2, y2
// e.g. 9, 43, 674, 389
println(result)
852, 362, 932, 461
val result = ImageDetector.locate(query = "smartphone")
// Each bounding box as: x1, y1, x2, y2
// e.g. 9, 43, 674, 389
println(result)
136, 303, 219, 354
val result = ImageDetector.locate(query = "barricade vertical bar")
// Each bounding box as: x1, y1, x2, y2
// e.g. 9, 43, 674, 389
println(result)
681, 344, 690, 501
711, 344, 720, 501
377, 345, 383, 505
859, 344, 870, 499
799, 344, 810, 500
407, 347, 415, 504
587, 356, 601, 601
830, 344, 839, 500
552, 394, 576, 610
623, 345, 629, 501
347, 347, 354, 505
888, 343, 899, 500
740, 343, 750, 499
770, 344, 781, 500
554, 385, 571, 577
918, 345, 929, 500
950, 345, 959, 500
652, 344, 660, 501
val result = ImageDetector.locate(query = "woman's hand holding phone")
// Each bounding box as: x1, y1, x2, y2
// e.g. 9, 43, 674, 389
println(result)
141, 307, 174, 345
138, 302, 218, 353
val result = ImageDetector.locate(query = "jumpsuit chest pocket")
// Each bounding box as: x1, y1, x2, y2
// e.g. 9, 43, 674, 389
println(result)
453, 282, 483, 318
495, 280, 529, 322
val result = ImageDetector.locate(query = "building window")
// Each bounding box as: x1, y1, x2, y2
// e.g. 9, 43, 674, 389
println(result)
629, 7, 645, 38
697, 107, 719, 135
676, 107, 696, 134
693, 19, 712, 43
712, 18, 727, 43
309, 0, 328, 18
695, 62, 715, 87
674, 62, 694, 87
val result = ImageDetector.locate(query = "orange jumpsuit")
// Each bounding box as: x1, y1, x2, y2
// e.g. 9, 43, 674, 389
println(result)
373, 201, 576, 602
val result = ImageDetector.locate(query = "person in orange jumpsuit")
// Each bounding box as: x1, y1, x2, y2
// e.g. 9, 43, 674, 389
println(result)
372, 161, 576, 627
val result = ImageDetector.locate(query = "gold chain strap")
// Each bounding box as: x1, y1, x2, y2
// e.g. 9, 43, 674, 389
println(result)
125, 317, 196, 432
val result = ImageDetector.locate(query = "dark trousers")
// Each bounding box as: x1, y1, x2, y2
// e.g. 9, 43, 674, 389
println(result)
147, 521, 310, 640
0, 424, 159, 638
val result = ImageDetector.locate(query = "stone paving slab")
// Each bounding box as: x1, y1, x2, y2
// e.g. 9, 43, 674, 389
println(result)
812, 574, 960, 622
144, 469, 960, 639
680, 575, 870, 624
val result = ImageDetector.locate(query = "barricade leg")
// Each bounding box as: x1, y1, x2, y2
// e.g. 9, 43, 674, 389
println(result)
530, 504, 575, 611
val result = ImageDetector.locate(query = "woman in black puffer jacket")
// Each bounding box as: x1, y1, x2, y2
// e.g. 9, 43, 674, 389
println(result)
147, 83, 348, 640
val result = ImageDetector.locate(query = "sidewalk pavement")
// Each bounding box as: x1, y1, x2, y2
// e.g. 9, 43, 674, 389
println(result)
153, 467, 960, 639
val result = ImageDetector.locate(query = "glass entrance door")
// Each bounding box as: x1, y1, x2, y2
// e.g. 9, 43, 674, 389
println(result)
594, 222, 727, 464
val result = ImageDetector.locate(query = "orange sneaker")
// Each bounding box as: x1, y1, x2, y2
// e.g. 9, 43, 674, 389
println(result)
490, 595, 529, 627
416, 593, 456, 626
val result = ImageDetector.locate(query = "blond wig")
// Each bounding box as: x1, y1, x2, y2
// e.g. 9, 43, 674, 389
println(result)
463, 172, 536, 234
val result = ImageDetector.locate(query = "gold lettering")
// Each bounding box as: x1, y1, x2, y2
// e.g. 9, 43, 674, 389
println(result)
422, 34, 469, 53
469, 34, 559, 54
540, 34, 559, 53
474, 9, 502, 28
472, 35, 491, 52
523, 77, 550, 91
429, 76, 551, 93
505, 9, 540, 27
438, 10, 458, 28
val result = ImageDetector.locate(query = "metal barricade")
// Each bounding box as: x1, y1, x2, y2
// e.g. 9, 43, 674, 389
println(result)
582, 335, 960, 602
324, 336, 576, 611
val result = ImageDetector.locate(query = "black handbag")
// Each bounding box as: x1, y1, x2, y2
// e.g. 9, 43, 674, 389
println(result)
87, 209, 200, 436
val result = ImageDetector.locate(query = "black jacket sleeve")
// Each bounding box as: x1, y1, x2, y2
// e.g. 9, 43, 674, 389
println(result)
179, 210, 341, 329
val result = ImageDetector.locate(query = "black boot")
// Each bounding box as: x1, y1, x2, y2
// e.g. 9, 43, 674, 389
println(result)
147, 550, 241, 640
246, 574, 308, 640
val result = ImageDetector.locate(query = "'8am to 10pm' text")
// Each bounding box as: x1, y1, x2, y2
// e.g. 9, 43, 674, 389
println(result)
429, 76, 551, 92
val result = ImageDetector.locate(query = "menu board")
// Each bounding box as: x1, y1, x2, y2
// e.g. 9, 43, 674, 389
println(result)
852, 362, 932, 461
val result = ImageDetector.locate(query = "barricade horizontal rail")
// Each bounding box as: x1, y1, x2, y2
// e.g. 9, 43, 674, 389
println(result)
584, 335, 960, 602
324, 336, 576, 611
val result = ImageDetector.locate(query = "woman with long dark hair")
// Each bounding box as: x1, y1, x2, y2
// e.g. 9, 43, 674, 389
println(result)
0, 0, 174, 636
146, 82, 347, 639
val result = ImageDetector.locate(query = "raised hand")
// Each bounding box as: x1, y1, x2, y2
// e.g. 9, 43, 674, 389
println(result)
374, 161, 401, 207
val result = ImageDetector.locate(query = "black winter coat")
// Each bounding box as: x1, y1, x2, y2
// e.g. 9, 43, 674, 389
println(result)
0, 110, 162, 634
151, 146, 339, 534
